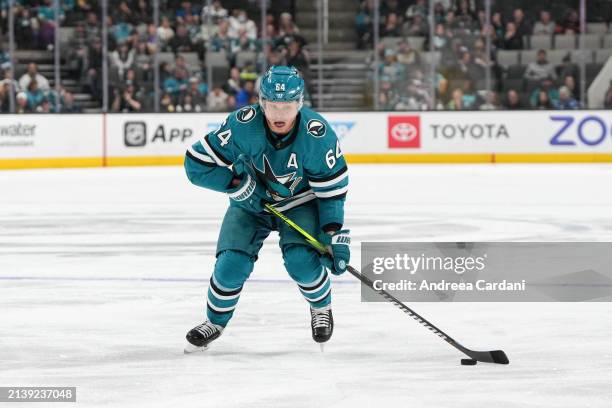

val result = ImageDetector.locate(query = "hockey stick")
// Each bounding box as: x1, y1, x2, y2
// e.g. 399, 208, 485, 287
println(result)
264, 203, 509, 365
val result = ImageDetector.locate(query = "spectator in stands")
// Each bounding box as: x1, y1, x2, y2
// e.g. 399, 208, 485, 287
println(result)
113, 1, 136, 26
405, 0, 427, 20
176, 93, 197, 112
19, 63, 50, 92
473, 38, 493, 72
211, 19, 232, 53
86, 38, 103, 100
37, 98, 52, 113
1, 70, 19, 94
491, 12, 505, 40
160, 92, 176, 112
381, 12, 401, 37
557, 54, 579, 84
396, 39, 420, 66
278, 12, 300, 36
223, 67, 241, 96
524, 50, 557, 81
110, 43, 134, 80
532, 10, 556, 35
85, 12, 101, 41
38, 0, 65, 50
157, 17, 175, 51
163, 68, 188, 98
133, 0, 151, 25
143, 24, 158, 54
381, 0, 402, 18
529, 77, 559, 107
454, 0, 477, 31
500, 22, 523, 50
175, 1, 198, 21
554, 86, 579, 109
456, 50, 482, 83
185, 14, 205, 56
110, 15, 134, 45
207, 85, 229, 111
432, 23, 453, 60
512, 8, 531, 38
16, 92, 30, 113
0, 86, 8, 113
67, 23, 88, 76
403, 13, 428, 37
533, 89, 554, 109
183, 76, 207, 106
394, 79, 430, 111
563, 74, 579, 101
60, 91, 82, 113
201, 0, 228, 24
504, 89, 524, 109
379, 49, 405, 83
378, 76, 398, 110
235, 80, 255, 108
170, 24, 194, 53
26, 80, 44, 111
230, 27, 257, 55
229, 9, 257, 40
133, 42, 152, 82
15, 7, 36, 48
559, 8, 580, 34
285, 38, 310, 77
356, 0, 374, 49
478, 91, 500, 110
604, 81, 612, 109
112, 85, 142, 112
447, 88, 466, 110
0, 44, 12, 73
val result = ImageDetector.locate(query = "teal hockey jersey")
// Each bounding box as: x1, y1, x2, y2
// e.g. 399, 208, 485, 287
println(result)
184, 104, 348, 230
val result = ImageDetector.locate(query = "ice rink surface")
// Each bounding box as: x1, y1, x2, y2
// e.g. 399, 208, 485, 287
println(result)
1, 164, 611, 407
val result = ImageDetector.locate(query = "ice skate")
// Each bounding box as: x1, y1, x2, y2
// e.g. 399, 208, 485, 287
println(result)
184, 321, 224, 354
310, 304, 333, 344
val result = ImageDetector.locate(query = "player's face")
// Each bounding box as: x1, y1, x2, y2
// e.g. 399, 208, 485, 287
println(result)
261, 100, 300, 134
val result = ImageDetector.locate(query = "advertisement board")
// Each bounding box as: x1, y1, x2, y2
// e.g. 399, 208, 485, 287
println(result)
1, 110, 611, 169
0, 114, 103, 168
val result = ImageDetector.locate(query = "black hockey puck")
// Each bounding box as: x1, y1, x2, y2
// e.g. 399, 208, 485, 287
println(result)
461, 359, 477, 365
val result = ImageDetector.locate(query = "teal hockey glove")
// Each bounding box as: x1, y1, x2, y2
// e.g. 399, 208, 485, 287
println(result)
319, 230, 351, 275
227, 155, 267, 213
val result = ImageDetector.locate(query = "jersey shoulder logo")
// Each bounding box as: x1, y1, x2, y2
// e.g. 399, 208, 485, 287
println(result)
236, 106, 256, 123
307, 119, 326, 138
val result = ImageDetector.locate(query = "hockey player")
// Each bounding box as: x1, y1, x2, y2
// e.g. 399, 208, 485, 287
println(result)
183, 66, 350, 352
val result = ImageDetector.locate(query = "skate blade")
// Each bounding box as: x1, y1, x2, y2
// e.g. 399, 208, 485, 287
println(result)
184, 342, 209, 354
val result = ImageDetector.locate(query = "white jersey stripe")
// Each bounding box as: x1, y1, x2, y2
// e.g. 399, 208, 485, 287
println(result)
200, 136, 230, 167
305, 285, 332, 303
207, 301, 236, 313
308, 171, 349, 188
187, 145, 215, 164
313, 185, 349, 198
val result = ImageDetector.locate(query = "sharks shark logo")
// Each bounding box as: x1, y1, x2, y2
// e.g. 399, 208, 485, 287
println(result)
254, 155, 302, 201
236, 106, 256, 123
307, 119, 326, 138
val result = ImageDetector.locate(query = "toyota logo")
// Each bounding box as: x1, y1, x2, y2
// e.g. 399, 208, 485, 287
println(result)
391, 122, 418, 142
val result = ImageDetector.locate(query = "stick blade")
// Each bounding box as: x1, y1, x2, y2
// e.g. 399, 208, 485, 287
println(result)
464, 349, 510, 364
489, 350, 510, 364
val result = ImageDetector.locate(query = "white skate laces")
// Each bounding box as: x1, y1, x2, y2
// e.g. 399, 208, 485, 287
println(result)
311, 305, 332, 328
195, 321, 223, 337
